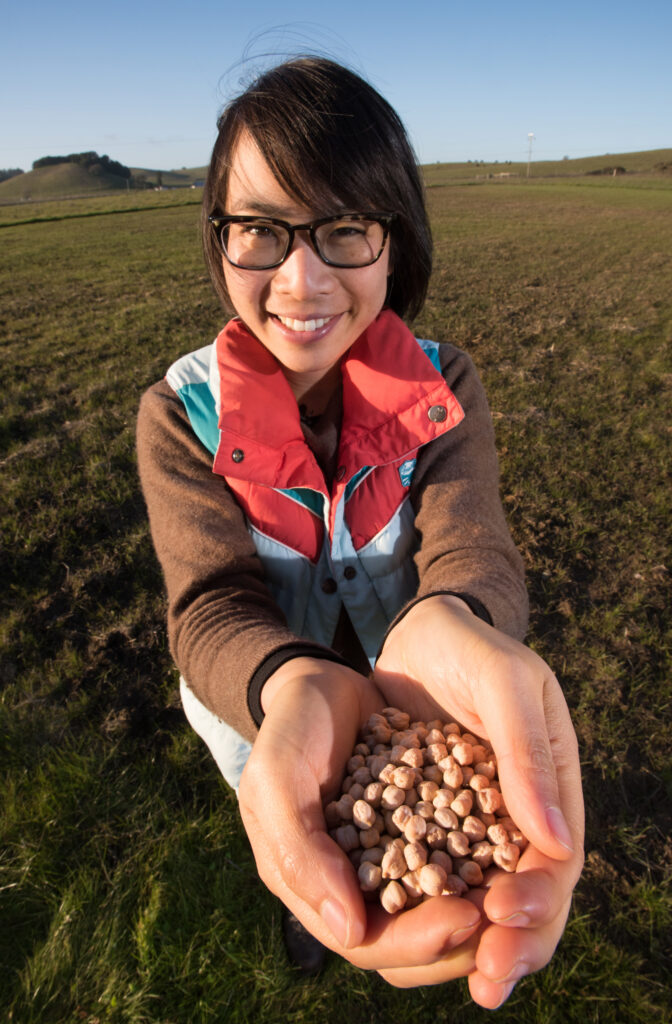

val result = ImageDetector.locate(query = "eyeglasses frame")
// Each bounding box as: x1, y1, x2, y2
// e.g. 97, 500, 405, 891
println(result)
208, 211, 396, 270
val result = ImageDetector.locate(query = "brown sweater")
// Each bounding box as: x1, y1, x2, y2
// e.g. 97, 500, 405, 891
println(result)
136, 339, 528, 743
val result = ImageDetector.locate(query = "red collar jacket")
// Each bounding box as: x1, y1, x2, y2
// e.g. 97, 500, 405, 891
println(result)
165, 309, 464, 661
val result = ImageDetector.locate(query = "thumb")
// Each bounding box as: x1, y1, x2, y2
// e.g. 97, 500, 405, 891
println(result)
288, 820, 368, 949
239, 759, 367, 950
478, 668, 577, 862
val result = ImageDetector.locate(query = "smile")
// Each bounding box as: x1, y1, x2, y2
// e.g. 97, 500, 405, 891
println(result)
275, 315, 334, 332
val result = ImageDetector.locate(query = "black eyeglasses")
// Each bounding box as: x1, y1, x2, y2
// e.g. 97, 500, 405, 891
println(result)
208, 212, 395, 269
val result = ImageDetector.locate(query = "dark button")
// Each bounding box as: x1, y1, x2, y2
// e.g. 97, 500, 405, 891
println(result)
335, 465, 346, 481
343, 566, 357, 581
321, 577, 337, 594
428, 404, 447, 423
231, 448, 244, 462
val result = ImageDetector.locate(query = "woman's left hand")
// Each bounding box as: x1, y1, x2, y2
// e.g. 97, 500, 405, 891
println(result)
373, 594, 585, 1007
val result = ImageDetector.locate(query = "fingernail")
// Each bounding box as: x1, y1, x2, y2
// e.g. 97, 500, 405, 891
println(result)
447, 926, 479, 949
494, 960, 530, 984
546, 805, 574, 852
491, 911, 531, 927
447, 911, 481, 948
320, 898, 349, 947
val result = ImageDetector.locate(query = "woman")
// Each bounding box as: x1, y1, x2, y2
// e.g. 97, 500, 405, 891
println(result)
137, 56, 583, 1008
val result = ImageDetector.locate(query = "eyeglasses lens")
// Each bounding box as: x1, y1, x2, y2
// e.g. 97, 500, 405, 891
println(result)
316, 219, 384, 267
224, 222, 287, 268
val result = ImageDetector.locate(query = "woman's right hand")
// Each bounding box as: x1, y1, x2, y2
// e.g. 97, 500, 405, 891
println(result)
237, 657, 483, 978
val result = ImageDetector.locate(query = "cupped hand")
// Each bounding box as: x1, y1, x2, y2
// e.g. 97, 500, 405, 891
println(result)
374, 595, 584, 1004
238, 656, 482, 975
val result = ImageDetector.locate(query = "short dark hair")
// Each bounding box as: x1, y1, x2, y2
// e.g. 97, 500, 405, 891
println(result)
202, 57, 432, 322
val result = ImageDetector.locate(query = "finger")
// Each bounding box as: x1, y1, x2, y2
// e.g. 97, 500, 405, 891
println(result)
356, 896, 481, 969
377, 929, 480, 987
468, 973, 517, 1010
474, 894, 573, 988
483, 854, 582, 930
264, 863, 482, 972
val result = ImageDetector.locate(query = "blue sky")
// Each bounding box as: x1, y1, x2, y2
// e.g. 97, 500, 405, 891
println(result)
1, 0, 670, 172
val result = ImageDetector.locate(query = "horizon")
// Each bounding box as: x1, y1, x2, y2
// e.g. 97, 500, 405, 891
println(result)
5, 145, 670, 181
2, 1, 670, 173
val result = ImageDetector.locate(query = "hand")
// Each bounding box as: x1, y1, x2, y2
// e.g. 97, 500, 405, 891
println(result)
373, 595, 584, 1005
238, 657, 482, 976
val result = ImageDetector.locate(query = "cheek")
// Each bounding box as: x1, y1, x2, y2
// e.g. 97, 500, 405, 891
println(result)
223, 262, 267, 314
362, 260, 392, 313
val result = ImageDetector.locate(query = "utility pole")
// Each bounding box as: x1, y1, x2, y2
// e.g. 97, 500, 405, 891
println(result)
527, 132, 535, 178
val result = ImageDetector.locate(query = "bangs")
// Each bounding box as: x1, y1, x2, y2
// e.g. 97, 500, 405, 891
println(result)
239, 66, 402, 214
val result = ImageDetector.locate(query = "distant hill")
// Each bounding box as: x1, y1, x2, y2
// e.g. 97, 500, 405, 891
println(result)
0, 160, 210, 201
0, 161, 137, 201
422, 147, 672, 185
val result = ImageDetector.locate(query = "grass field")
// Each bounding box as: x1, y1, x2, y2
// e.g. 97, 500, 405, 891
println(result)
1, 169, 671, 1023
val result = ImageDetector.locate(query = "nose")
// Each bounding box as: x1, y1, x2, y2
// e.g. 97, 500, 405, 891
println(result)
272, 230, 335, 299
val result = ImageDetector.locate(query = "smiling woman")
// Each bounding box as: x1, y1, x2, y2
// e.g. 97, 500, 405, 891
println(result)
135, 55, 583, 1007
201, 57, 431, 323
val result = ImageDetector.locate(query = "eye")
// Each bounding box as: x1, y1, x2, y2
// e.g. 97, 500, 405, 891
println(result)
239, 222, 277, 238
324, 224, 370, 248
330, 222, 367, 238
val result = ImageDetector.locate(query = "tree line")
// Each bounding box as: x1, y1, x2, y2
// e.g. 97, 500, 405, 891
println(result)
31, 152, 132, 179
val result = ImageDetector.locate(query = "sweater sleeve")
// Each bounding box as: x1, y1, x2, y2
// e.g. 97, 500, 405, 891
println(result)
136, 379, 343, 741
404, 344, 529, 640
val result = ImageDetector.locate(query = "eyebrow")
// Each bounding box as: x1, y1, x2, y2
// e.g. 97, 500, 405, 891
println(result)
227, 199, 299, 218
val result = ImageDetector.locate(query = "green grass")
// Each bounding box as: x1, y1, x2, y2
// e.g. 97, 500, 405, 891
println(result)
1, 174, 671, 1022
0, 187, 203, 227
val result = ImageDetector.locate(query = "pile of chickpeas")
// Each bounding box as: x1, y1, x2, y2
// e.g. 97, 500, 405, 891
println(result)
324, 707, 528, 914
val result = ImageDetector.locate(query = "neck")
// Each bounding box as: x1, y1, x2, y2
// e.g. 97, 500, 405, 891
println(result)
286, 362, 342, 417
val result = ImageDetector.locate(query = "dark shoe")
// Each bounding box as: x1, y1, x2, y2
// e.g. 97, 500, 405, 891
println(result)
282, 910, 327, 975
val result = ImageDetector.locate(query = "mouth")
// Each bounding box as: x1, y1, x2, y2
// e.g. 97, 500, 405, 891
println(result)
273, 314, 336, 333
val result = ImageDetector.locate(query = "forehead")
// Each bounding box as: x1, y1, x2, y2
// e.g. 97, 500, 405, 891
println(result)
225, 132, 312, 218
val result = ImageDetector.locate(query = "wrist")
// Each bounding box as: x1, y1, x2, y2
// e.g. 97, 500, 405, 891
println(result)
248, 646, 351, 726
388, 592, 476, 642
259, 657, 383, 747
423, 593, 476, 617
260, 656, 331, 715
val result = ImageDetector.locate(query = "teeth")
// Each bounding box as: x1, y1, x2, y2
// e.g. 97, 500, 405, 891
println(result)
277, 315, 332, 332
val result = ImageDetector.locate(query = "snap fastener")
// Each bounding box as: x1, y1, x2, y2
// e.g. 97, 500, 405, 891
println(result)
231, 448, 244, 463
344, 566, 357, 581
321, 577, 337, 595
428, 404, 447, 423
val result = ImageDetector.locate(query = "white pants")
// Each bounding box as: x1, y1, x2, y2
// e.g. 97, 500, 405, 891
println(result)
180, 677, 253, 793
